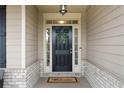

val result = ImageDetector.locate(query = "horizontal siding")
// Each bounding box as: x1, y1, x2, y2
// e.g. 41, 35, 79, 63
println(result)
38, 14, 43, 60
87, 46, 124, 55
6, 6, 22, 68
38, 12, 43, 76
86, 5, 124, 78
88, 13, 124, 35
81, 11, 86, 60
87, 6, 119, 29
26, 6, 38, 67
87, 6, 108, 24
87, 25, 124, 39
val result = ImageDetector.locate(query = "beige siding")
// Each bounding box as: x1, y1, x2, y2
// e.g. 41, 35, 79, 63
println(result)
38, 12, 44, 75
86, 6, 124, 78
81, 11, 86, 60
38, 12, 43, 61
6, 6, 22, 68
26, 6, 38, 67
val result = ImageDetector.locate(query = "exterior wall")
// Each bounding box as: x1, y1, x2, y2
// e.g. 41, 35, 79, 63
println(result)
25, 5, 40, 87
81, 10, 86, 60
3, 62, 40, 88
37, 12, 44, 76
26, 6, 38, 67
86, 5, 124, 87
4, 5, 40, 88
85, 61, 124, 88
26, 62, 40, 87
4, 69, 26, 88
6, 5, 22, 68
81, 10, 87, 76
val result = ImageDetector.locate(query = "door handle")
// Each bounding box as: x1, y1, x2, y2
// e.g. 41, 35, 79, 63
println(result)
70, 48, 72, 54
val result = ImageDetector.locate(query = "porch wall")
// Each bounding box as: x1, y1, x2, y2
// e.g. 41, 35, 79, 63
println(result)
37, 12, 44, 76
6, 5, 22, 68
26, 6, 38, 67
4, 5, 26, 88
81, 10, 87, 76
25, 5, 40, 87
4, 5, 40, 88
85, 5, 124, 88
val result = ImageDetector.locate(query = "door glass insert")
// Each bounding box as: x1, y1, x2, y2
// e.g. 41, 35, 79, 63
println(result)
46, 20, 78, 24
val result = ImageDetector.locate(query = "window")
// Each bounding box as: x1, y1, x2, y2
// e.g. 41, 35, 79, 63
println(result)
46, 20, 78, 24
46, 28, 50, 66
74, 28, 78, 65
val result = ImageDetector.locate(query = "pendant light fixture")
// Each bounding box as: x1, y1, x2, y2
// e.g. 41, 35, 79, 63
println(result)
59, 5, 67, 16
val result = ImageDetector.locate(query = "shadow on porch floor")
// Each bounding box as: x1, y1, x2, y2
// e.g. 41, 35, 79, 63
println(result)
34, 77, 92, 88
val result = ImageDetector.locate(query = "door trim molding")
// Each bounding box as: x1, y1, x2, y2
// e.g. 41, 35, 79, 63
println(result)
43, 13, 81, 73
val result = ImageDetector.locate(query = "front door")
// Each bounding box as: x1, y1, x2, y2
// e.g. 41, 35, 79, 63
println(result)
52, 26, 72, 72
0, 6, 6, 68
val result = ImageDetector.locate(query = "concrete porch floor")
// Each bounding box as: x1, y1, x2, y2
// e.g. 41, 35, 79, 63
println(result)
34, 77, 92, 88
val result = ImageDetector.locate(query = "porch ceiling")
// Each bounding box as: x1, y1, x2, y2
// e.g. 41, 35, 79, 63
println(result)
37, 5, 87, 13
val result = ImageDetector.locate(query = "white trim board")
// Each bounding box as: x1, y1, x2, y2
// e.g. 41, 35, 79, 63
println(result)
43, 13, 82, 74
21, 5, 26, 68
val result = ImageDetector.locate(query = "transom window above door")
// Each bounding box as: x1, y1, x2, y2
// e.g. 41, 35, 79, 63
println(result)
46, 20, 78, 24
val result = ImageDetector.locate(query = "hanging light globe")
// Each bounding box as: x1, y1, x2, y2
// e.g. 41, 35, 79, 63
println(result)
59, 5, 67, 16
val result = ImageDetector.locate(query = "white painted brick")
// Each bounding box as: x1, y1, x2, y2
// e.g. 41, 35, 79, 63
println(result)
85, 61, 124, 88
3, 62, 40, 88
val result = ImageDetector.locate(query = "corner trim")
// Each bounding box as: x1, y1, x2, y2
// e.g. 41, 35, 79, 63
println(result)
21, 5, 26, 68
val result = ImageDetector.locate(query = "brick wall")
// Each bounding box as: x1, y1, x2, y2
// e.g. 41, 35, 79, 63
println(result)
26, 62, 40, 87
84, 61, 124, 88
3, 69, 26, 88
3, 62, 40, 88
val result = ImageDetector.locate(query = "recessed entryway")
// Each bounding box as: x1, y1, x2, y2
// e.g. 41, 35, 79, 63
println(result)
2, 5, 124, 88
43, 13, 81, 74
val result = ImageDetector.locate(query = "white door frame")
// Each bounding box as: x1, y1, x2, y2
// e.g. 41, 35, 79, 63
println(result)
43, 13, 81, 74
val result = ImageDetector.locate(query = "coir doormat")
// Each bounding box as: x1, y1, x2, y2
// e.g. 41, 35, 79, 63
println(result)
47, 77, 78, 83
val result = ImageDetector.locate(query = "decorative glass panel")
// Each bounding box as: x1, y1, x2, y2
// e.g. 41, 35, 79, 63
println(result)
74, 28, 78, 65
75, 52, 78, 58
65, 20, 71, 24
53, 20, 58, 24
75, 59, 78, 65
46, 28, 50, 66
75, 45, 78, 51
75, 37, 78, 44
72, 20, 78, 24
46, 20, 78, 24
46, 20, 52, 24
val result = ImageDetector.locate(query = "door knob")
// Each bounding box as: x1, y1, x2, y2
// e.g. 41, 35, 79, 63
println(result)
70, 48, 72, 54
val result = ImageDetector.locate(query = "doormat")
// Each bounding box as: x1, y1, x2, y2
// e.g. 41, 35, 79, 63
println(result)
47, 77, 78, 83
